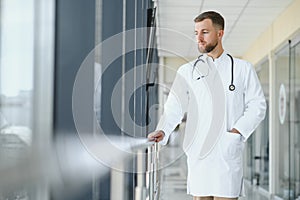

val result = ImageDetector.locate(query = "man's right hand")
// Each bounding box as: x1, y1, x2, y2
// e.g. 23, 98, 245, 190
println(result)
147, 130, 165, 143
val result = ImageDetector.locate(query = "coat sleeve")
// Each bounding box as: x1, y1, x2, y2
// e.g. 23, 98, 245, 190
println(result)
233, 62, 267, 141
156, 67, 189, 145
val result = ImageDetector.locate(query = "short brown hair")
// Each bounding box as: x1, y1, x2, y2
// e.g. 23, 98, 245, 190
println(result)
194, 11, 225, 30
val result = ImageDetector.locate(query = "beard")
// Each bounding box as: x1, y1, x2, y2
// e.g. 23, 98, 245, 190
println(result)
198, 41, 218, 53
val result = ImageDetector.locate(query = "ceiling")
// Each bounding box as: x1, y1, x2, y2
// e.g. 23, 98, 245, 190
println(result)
155, 0, 294, 58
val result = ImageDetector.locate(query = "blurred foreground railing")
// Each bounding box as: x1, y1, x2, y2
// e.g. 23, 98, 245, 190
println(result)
0, 132, 163, 200
130, 139, 161, 200
131, 141, 161, 200
146, 142, 160, 200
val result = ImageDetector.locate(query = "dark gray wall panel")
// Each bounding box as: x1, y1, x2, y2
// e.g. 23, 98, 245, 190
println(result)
100, 0, 123, 136
54, 0, 95, 199
54, 0, 95, 133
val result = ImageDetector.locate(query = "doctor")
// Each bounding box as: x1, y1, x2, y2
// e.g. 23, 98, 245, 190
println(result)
148, 11, 266, 200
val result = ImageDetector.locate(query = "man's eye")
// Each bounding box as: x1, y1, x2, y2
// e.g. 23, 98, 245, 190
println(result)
203, 31, 208, 34
194, 32, 198, 35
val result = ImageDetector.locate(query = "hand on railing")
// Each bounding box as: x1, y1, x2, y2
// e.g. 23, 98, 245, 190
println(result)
147, 130, 165, 143
146, 130, 162, 200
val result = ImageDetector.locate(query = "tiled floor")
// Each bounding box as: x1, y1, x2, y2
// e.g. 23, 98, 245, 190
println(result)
240, 182, 270, 200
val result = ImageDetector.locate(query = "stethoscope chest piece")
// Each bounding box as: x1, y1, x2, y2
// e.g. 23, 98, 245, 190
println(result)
229, 84, 235, 91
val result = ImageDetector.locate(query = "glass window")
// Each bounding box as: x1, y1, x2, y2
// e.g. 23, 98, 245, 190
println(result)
244, 59, 269, 191
290, 42, 300, 199
0, 0, 34, 199
274, 46, 291, 199
0, 0, 34, 161
0, 0, 34, 125
256, 60, 270, 191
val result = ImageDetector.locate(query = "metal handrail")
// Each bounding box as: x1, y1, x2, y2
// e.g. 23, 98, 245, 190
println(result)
146, 142, 160, 200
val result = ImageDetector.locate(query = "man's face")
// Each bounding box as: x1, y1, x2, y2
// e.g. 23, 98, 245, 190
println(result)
194, 19, 223, 53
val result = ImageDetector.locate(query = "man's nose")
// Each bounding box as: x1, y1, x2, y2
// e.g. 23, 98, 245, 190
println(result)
196, 33, 203, 43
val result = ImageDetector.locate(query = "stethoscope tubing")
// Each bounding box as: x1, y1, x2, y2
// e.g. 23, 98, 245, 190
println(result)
193, 53, 235, 91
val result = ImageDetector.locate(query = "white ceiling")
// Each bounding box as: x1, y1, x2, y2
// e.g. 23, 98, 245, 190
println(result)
155, 0, 294, 58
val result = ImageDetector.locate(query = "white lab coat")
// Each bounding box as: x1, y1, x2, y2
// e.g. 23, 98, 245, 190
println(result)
156, 52, 266, 197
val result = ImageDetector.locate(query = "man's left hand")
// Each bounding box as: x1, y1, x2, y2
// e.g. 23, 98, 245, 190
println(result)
230, 128, 240, 134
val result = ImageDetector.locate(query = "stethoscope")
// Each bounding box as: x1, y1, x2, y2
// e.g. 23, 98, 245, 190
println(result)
192, 53, 235, 91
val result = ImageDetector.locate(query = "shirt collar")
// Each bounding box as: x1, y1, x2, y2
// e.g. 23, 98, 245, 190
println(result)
198, 51, 230, 65
214, 51, 227, 63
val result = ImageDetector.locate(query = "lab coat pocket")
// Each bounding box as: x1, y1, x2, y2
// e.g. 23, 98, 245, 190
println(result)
220, 132, 243, 161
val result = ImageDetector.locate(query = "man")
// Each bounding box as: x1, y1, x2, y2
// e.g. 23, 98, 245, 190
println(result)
148, 11, 266, 200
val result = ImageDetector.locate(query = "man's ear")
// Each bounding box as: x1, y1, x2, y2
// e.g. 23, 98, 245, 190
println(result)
218, 29, 224, 39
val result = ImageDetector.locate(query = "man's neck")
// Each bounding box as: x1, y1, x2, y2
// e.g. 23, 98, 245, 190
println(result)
207, 48, 224, 60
